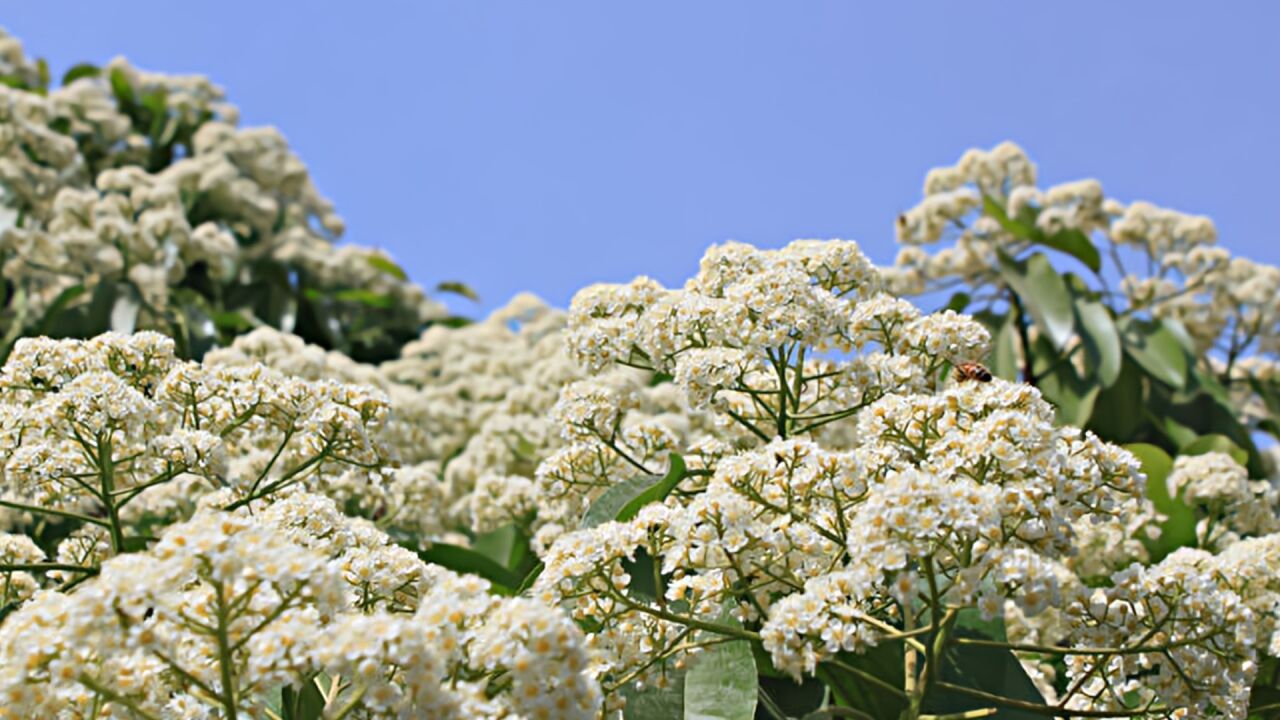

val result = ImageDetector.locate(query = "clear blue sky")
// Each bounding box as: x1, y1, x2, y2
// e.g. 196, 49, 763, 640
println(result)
6, 3, 1279, 314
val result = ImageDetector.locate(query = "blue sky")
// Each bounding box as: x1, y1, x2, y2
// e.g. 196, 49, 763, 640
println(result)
6, 3, 1278, 315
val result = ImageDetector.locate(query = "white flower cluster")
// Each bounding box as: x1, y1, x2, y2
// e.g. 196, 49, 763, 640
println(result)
526, 239, 1280, 716
1167, 452, 1280, 548
0, 492, 601, 719
0, 331, 393, 550
885, 141, 1280, 369
0, 28, 442, 336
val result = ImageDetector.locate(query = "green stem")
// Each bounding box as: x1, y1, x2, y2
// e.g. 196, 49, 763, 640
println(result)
0, 562, 98, 574
0, 497, 110, 527
212, 581, 240, 720
98, 435, 126, 555
932, 681, 1164, 718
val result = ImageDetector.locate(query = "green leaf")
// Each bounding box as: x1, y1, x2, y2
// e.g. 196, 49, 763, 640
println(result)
990, 313, 1020, 382
366, 255, 409, 281
275, 675, 326, 720
1179, 434, 1249, 467
436, 316, 474, 329
1124, 443, 1196, 560
624, 670, 685, 720
35, 284, 87, 335
211, 310, 255, 333
436, 280, 480, 302
1165, 392, 1267, 477
997, 251, 1075, 351
581, 475, 661, 529
942, 291, 971, 313
1086, 356, 1144, 441
580, 454, 686, 528
333, 288, 395, 309
108, 67, 135, 106
1074, 299, 1121, 387
1040, 228, 1102, 273
983, 195, 1037, 240
1144, 408, 1198, 450
35, 58, 50, 93
414, 542, 520, 593
61, 63, 100, 85
819, 644, 906, 718
617, 454, 686, 522
1120, 318, 1188, 389
684, 609, 757, 720
1030, 335, 1099, 427
758, 675, 825, 718
984, 196, 1102, 271
472, 523, 530, 572
926, 638, 1046, 718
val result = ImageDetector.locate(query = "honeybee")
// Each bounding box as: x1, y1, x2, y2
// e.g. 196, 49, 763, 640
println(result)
953, 361, 993, 383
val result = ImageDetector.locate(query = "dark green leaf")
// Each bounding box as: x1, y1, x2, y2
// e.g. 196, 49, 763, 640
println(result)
926, 640, 1046, 718
684, 609, 757, 720
1074, 299, 1121, 387
997, 251, 1074, 350
1120, 318, 1188, 389
819, 643, 906, 718
1031, 335, 1099, 427
414, 542, 520, 593
61, 63, 100, 85
1165, 392, 1267, 477
435, 316, 474, 328
366, 255, 409, 281
108, 67, 135, 106
436, 280, 480, 302
1040, 228, 1102, 273
1086, 357, 1144, 441
119, 536, 152, 553
1179, 434, 1249, 467
1124, 443, 1196, 560
925, 613, 1046, 718
278, 675, 326, 720
1145, 409, 1199, 450
581, 454, 686, 528
990, 313, 1020, 382
759, 675, 826, 718
942, 292, 971, 313
35, 285, 86, 335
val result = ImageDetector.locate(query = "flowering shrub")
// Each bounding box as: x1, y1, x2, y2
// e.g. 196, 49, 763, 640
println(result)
0, 29, 461, 364
1, 31, 1279, 720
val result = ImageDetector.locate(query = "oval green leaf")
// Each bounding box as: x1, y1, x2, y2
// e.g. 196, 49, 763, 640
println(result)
684, 611, 758, 720
1074, 299, 1121, 387
1179, 433, 1249, 467
997, 251, 1075, 351
61, 63, 100, 86
1120, 318, 1188, 389
1040, 228, 1102, 273
1124, 443, 1197, 559
580, 454, 686, 529
415, 542, 520, 593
